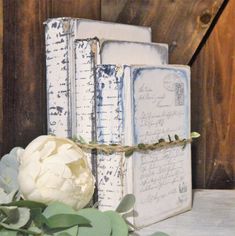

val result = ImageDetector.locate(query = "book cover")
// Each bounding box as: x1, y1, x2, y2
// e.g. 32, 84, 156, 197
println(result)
45, 18, 151, 137
100, 40, 168, 65
96, 64, 191, 228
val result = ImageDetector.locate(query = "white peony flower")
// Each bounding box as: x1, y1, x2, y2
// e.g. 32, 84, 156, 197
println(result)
18, 135, 95, 210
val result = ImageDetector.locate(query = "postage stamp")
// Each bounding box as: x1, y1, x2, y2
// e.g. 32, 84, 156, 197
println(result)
175, 82, 184, 106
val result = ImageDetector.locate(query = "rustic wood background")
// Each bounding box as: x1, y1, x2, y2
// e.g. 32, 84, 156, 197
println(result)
0, 0, 234, 189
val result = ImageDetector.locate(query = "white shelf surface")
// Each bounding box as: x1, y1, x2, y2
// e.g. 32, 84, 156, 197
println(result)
135, 189, 235, 236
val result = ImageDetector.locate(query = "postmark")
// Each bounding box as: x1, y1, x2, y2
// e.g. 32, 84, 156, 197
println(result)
175, 82, 184, 106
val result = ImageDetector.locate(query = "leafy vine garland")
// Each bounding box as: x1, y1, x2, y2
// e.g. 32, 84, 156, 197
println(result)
73, 132, 200, 157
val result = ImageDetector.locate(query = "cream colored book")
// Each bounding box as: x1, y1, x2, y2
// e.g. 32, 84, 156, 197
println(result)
96, 64, 191, 228
100, 40, 168, 65
45, 17, 151, 137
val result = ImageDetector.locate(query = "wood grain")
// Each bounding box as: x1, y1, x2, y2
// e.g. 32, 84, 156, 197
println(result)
2, 0, 100, 155
101, 0, 225, 64
0, 0, 2, 155
3, 0, 49, 155
1, 0, 234, 190
50, 0, 100, 19
191, 0, 235, 188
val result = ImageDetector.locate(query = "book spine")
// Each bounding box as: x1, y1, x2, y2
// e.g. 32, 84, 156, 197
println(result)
96, 65, 128, 210
45, 18, 73, 137
74, 38, 100, 201
74, 38, 99, 142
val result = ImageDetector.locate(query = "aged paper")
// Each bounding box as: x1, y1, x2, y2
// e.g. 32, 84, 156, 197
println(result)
131, 66, 191, 227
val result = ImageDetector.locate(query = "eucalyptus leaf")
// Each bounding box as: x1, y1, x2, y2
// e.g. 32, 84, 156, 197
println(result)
56, 232, 72, 236
43, 202, 76, 218
104, 211, 128, 236
46, 214, 90, 229
0, 228, 17, 236
5, 207, 30, 228
77, 208, 111, 236
0, 189, 18, 204
0, 147, 22, 194
0, 222, 39, 235
4, 200, 47, 210
30, 207, 49, 229
116, 194, 135, 214
0, 206, 19, 224
27, 226, 42, 234
148, 232, 169, 236
43, 202, 78, 236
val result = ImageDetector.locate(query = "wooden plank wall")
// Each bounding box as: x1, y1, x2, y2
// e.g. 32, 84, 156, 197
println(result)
101, 0, 224, 64
1, 0, 234, 189
2, 0, 100, 154
191, 0, 235, 188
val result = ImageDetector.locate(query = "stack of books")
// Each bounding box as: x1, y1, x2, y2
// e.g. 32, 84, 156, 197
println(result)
45, 18, 191, 228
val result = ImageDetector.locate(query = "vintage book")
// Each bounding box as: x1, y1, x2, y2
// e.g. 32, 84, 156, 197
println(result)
73, 38, 100, 143
73, 38, 100, 181
96, 65, 191, 228
73, 38, 168, 143
73, 37, 169, 198
100, 40, 168, 65
73, 37, 169, 181
45, 17, 151, 137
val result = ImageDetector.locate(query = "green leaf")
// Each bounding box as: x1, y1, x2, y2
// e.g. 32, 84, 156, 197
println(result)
116, 194, 135, 214
46, 214, 90, 229
110, 144, 118, 146
30, 207, 48, 229
104, 211, 128, 236
182, 139, 187, 150
78, 136, 87, 144
4, 200, 47, 210
43, 202, 78, 236
174, 134, 179, 141
158, 139, 165, 143
148, 232, 169, 236
191, 132, 200, 139
7, 207, 30, 228
57, 233, 72, 236
77, 208, 111, 236
43, 202, 76, 218
125, 150, 134, 157
26, 226, 42, 235
137, 143, 145, 149
0, 228, 17, 236
0, 206, 19, 224
168, 135, 172, 142
0, 222, 39, 235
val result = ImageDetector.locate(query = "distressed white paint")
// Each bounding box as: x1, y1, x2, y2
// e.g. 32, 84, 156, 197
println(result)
45, 17, 151, 137
100, 40, 168, 65
74, 38, 100, 173
74, 38, 99, 142
96, 65, 127, 210
96, 65, 191, 228
75, 18, 151, 42
131, 65, 191, 228
45, 18, 73, 137
136, 190, 235, 236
